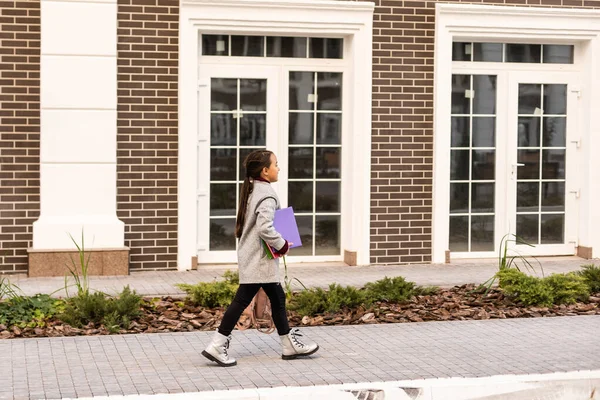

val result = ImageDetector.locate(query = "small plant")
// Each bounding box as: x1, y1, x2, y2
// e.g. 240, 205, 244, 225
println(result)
326, 284, 366, 312
65, 230, 93, 297
222, 269, 239, 285
0, 277, 20, 301
414, 285, 440, 296
282, 257, 306, 301
177, 280, 237, 308
478, 233, 542, 294
0, 294, 64, 328
60, 286, 141, 330
544, 273, 589, 304
497, 269, 590, 306
577, 264, 600, 293
364, 276, 416, 304
288, 287, 328, 316
497, 268, 553, 306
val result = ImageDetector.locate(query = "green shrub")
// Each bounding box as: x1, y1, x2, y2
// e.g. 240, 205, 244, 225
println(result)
497, 269, 590, 306
364, 276, 416, 304
0, 294, 63, 328
60, 286, 141, 331
288, 287, 328, 316
497, 269, 553, 306
577, 264, 600, 293
326, 284, 366, 312
177, 281, 237, 308
414, 286, 440, 296
544, 272, 589, 304
222, 269, 239, 285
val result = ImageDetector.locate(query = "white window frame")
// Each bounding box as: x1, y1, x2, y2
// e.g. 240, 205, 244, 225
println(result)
178, 0, 374, 270
433, 4, 600, 263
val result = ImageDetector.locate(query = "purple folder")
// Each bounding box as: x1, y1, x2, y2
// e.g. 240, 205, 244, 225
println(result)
273, 207, 302, 248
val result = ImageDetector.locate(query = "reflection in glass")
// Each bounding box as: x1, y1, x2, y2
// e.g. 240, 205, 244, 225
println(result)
473, 75, 496, 115
450, 183, 468, 213
449, 216, 468, 251
471, 215, 494, 251
517, 182, 539, 213
518, 84, 541, 115
309, 38, 343, 59
316, 147, 340, 179
451, 117, 469, 148
240, 79, 266, 111
210, 148, 236, 181
202, 35, 229, 56
289, 113, 314, 145
541, 214, 564, 244
517, 150, 540, 179
289, 72, 314, 110
543, 45, 574, 64
239, 114, 266, 146
473, 43, 503, 62
544, 84, 567, 115
542, 149, 565, 179
541, 182, 565, 212
506, 44, 541, 63
288, 182, 313, 212
294, 216, 313, 256
289, 147, 313, 179
211, 78, 237, 111
543, 117, 566, 147
452, 42, 471, 61
317, 72, 342, 110
450, 150, 469, 180
210, 184, 236, 216
472, 150, 495, 180
316, 181, 340, 212
518, 117, 540, 147
211, 114, 236, 146
317, 113, 342, 144
231, 35, 264, 57
472, 117, 495, 148
210, 219, 236, 251
517, 214, 539, 244
451, 75, 470, 114
267, 37, 307, 58
316, 215, 340, 255
471, 183, 494, 213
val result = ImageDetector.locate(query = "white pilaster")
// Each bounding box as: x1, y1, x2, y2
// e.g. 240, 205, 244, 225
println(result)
34, 0, 124, 249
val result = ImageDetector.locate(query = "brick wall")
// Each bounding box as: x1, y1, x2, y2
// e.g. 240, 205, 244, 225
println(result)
0, 0, 40, 273
369, 0, 600, 265
117, 0, 179, 270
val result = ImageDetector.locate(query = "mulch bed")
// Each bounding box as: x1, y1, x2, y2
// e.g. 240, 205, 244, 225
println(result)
2, 284, 599, 339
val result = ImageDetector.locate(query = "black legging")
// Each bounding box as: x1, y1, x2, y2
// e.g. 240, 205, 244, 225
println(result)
218, 283, 290, 336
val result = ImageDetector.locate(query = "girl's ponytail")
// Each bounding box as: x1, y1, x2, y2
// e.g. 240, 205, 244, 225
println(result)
235, 150, 274, 238
235, 176, 253, 238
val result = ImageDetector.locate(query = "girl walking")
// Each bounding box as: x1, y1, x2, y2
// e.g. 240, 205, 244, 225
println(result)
202, 150, 319, 367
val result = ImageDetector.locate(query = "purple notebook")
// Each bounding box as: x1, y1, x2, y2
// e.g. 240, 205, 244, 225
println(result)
273, 207, 302, 248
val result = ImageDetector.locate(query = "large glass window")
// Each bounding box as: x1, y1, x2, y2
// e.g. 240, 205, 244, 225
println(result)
449, 74, 497, 252
209, 78, 267, 250
516, 84, 567, 244
288, 71, 342, 256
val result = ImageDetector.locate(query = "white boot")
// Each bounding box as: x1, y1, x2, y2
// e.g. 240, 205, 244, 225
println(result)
202, 331, 237, 367
280, 328, 319, 360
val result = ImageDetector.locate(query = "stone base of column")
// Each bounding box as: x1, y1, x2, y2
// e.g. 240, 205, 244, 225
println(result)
28, 247, 129, 277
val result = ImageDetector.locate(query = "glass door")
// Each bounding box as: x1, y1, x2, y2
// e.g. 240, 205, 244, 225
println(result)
507, 71, 579, 256
197, 64, 279, 263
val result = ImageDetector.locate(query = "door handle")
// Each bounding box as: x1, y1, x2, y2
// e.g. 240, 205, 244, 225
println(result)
511, 163, 524, 180
513, 163, 525, 167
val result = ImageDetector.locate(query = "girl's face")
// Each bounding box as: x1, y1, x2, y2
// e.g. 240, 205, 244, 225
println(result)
261, 154, 280, 183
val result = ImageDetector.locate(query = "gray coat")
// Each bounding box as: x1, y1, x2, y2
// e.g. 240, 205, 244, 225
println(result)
237, 181, 286, 284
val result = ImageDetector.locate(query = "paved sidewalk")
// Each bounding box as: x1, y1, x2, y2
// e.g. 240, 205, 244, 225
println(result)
6, 257, 592, 297
0, 315, 599, 400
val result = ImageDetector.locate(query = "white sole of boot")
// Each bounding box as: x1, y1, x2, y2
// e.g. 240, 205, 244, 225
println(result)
201, 350, 237, 367
281, 345, 319, 360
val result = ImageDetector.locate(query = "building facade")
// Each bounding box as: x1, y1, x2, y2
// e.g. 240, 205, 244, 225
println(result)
1, 0, 600, 275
